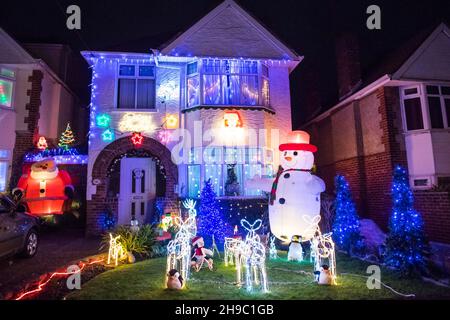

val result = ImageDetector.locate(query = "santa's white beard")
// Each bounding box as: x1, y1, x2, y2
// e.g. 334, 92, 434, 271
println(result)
30, 168, 59, 180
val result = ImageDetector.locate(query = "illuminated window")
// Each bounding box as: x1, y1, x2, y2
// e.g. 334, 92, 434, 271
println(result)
117, 65, 155, 109
0, 75, 14, 108
186, 59, 270, 108
0, 150, 10, 192
187, 147, 273, 198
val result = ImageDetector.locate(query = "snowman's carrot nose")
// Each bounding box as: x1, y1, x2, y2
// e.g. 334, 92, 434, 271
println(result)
285, 156, 292, 161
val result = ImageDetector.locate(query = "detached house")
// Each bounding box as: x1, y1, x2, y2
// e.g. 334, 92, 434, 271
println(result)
0, 28, 86, 195
82, 0, 302, 235
303, 23, 450, 244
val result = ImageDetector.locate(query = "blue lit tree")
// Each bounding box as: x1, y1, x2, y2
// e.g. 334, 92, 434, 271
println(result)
384, 165, 428, 276
332, 175, 363, 254
198, 179, 228, 247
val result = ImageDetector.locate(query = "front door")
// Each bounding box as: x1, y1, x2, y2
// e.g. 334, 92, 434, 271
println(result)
118, 158, 156, 226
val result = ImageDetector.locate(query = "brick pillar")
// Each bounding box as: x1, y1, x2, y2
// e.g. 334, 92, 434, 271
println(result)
9, 70, 43, 190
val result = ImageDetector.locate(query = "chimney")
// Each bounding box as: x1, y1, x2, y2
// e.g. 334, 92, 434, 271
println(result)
335, 33, 361, 99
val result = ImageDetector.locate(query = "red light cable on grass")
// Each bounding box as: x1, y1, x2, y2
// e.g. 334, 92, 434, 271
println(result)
15, 258, 104, 300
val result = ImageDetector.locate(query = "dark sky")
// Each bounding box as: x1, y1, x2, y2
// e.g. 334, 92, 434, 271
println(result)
1, 0, 449, 128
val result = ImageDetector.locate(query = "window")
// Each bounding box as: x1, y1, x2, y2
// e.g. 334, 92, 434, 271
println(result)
0, 150, 9, 192
117, 65, 155, 109
186, 59, 269, 108
401, 84, 450, 131
187, 147, 273, 198
404, 97, 424, 130
0, 68, 15, 108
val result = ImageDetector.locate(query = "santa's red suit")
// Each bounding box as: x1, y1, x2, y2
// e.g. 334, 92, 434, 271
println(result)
13, 158, 74, 215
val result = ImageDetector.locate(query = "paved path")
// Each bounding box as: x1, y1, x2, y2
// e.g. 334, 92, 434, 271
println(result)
0, 228, 101, 299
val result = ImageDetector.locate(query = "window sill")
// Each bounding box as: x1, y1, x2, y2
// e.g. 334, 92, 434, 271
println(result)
182, 104, 275, 114
404, 128, 450, 135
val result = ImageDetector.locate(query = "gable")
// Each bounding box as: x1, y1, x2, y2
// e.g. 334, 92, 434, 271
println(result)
0, 28, 35, 64
394, 24, 450, 81
160, 0, 300, 60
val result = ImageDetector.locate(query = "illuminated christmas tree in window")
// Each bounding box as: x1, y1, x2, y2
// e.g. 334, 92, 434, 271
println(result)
58, 123, 75, 149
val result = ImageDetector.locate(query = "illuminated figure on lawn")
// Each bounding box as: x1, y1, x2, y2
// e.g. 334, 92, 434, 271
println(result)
248, 131, 337, 284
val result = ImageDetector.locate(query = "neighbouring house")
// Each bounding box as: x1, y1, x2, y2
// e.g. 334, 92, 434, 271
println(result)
0, 27, 88, 204
302, 23, 450, 244
82, 0, 302, 235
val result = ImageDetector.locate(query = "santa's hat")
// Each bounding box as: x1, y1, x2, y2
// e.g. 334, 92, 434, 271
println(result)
279, 131, 317, 153
192, 236, 203, 246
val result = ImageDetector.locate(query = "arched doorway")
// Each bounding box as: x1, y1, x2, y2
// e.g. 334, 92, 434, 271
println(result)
87, 136, 178, 235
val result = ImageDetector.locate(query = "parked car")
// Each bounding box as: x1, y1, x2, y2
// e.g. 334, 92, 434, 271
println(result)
0, 194, 40, 259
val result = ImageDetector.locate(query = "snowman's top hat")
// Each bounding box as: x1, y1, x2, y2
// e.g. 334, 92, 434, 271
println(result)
279, 131, 317, 153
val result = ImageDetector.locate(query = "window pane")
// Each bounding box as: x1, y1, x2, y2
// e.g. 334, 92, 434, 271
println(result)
222, 75, 240, 105
428, 96, 444, 128
442, 87, 450, 95
404, 97, 424, 130
119, 65, 135, 76
244, 164, 262, 196
187, 165, 200, 198
136, 79, 155, 109
261, 64, 269, 78
0, 149, 8, 159
224, 164, 242, 196
426, 85, 439, 95
187, 62, 198, 75
138, 66, 155, 77
262, 78, 270, 106
224, 147, 244, 164
117, 79, 136, 109
445, 99, 450, 128
240, 75, 258, 105
203, 74, 221, 105
0, 68, 15, 79
0, 79, 13, 107
204, 147, 222, 164
203, 59, 221, 73
205, 164, 223, 196
404, 87, 418, 95
0, 161, 8, 192
187, 75, 200, 107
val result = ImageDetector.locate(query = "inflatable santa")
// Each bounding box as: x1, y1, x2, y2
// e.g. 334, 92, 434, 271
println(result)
248, 131, 325, 242
13, 158, 74, 216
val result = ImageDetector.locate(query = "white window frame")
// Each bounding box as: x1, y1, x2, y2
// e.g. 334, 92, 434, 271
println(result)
0, 150, 11, 192
424, 84, 450, 129
115, 64, 156, 111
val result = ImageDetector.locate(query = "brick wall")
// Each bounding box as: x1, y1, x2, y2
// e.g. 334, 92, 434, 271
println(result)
9, 70, 43, 190
415, 191, 450, 243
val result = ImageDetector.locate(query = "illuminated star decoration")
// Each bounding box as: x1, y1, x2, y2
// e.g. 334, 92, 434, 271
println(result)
131, 132, 144, 147
164, 114, 178, 129
101, 128, 115, 142
96, 113, 111, 128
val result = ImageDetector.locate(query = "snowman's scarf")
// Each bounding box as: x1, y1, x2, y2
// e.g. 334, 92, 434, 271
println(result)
270, 167, 311, 205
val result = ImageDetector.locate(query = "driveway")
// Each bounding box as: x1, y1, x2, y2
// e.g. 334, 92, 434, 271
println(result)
0, 227, 101, 299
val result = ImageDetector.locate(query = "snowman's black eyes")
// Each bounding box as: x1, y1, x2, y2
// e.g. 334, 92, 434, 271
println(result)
293, 151, 298, 156
284, 152, 287, 156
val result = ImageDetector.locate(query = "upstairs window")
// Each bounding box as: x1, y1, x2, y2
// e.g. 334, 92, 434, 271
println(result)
186, 59, 270, 108
117, 65, 156, 110
426, 85, 450, 129
0, 67, 15, 108
402, 87, 424, 131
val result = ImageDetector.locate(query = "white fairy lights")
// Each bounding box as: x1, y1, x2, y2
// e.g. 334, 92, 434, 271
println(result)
165, 199, 197, 288
269, 235, 278, 259
107, 233, 126, 266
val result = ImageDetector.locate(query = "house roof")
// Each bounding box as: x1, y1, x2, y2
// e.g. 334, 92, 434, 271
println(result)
301, 22, 450, 126
0, 27, 36, 64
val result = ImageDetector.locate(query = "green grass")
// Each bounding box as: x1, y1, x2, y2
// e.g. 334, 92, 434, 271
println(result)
67, 252, 450, 300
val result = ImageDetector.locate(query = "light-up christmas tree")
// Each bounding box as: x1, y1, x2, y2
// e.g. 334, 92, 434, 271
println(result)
332, 175, 363, 254
384, 165, 428, 276
198, 179, 228, 246
58, 123, 75, 149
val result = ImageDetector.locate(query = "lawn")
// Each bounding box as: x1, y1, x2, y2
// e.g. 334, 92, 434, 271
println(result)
67, 252, 450, 300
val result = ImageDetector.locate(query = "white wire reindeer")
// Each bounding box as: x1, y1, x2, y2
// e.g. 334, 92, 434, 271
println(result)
269, 236, 278, 259
107, 233, 126, 266
239, 219, 269, 293
307, 215, 337, 285
166, 213, 197, 288
224, 237, 242, 267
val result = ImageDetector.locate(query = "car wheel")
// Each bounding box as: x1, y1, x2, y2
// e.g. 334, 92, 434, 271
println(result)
21, 230, 39, 258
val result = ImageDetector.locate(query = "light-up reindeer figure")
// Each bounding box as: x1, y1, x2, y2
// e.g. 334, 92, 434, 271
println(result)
108, 233, 125, 266
239, 219, 269, 293
269, 236, 278, 259
308, 215, 337, 285
166, 200, 197, 288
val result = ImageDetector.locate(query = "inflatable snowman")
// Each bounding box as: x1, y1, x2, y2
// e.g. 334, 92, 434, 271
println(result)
248, 131, 325, 242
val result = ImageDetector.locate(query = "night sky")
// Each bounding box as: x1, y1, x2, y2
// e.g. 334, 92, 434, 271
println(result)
1, 0, 449, 128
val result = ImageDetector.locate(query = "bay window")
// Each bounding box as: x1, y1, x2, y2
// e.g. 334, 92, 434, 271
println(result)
0, 67, 15, 108
0, 150, 9, 192
401, 84, 450, 131
117, 65, 156, 109
187, 147, 274, 198
186, 59, 270, 108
